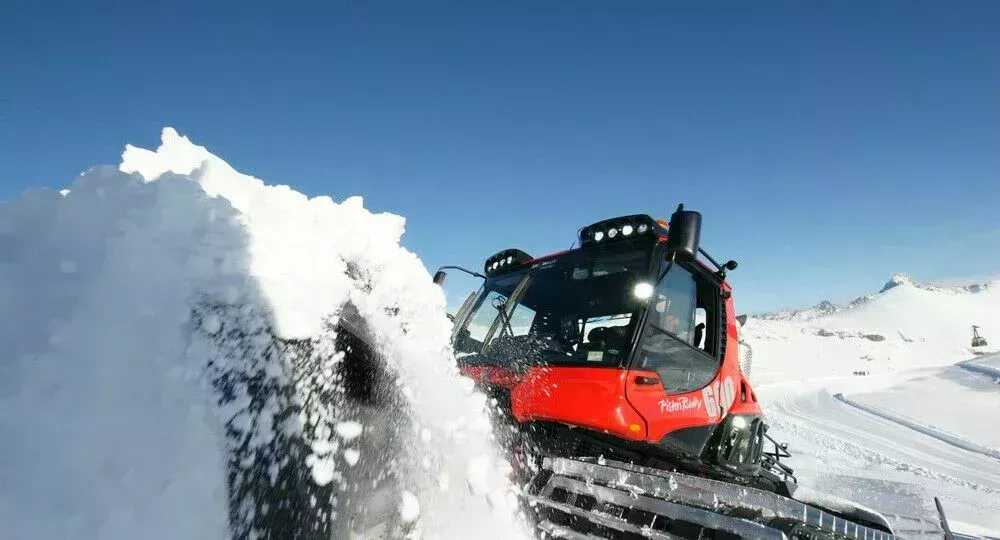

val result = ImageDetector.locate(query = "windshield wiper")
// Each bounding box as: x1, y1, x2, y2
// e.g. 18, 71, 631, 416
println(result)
480, 274, 533, 356
491, 295, 515, 338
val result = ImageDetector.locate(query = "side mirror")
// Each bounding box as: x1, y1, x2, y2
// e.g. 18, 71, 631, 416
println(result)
433, 270, 447, 285
736, 314, 747, 327
665, 204, 702, 261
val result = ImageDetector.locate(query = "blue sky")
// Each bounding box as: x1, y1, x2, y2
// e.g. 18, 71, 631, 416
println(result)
2, 0, 998, 313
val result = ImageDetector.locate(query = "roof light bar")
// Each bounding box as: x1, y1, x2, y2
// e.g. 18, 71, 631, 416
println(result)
484, 248, 533, 276
579, 214, 666, 247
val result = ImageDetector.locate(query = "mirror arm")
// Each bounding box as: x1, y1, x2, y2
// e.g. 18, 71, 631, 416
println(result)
697, 247, 738, 280
436, 265, 487, 281
698, 247, 723, 272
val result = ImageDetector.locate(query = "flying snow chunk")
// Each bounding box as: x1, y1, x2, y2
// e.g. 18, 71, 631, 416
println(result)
309, 456, 336, 487
201, 313, 222, 335
343, 448, 360, 467
466, 454, 491, 495
310, 439, 338, 456
335, 421, 363, 441
398, 491, 420, 523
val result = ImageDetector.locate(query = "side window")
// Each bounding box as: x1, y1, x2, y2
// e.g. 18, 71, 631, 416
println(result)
635, 262, 723, 394
508, 304, 536, 336
650, 265, 697, 344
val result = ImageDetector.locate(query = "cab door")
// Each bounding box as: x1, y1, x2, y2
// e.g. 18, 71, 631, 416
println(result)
624, 254, 728, 452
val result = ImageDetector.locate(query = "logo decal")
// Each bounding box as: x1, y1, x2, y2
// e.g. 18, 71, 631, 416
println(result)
658, 396, 702, 413
702, 375, 737, 420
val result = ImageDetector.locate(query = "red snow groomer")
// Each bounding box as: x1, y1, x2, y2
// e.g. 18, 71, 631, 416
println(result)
434, 205, 897, 540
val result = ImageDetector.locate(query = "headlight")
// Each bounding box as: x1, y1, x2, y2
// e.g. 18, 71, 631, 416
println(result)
483, 249, 534, 276
578, 215, 665, 247
633, 282, 654, 300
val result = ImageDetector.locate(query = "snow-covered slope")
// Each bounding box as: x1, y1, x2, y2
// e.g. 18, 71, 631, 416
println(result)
0, 129, 528, 539
741, 275, 1000, 535
745, 273, 999, 386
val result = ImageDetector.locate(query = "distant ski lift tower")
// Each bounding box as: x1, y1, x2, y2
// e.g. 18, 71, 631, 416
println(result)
972, 325, 988, 347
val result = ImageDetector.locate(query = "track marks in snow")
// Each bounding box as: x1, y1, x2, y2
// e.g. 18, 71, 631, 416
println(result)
767, 394, 1000, 497
959, 354, 1000, 379
833, 393, 1000, 461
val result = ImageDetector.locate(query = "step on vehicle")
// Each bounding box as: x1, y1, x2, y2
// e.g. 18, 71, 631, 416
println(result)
433, 205, 902, 539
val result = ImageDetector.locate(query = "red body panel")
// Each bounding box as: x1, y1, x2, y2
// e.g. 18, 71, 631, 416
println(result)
460, 365, 522, 389
510, 367, 648, 440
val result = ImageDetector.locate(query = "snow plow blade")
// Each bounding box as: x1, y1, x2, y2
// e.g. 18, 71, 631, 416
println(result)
523, 457, 896, 540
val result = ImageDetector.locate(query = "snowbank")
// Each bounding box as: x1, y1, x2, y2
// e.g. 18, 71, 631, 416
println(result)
0, 128, 527, 539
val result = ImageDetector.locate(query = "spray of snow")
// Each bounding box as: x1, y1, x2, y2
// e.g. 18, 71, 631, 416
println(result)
0, 128, 528, 539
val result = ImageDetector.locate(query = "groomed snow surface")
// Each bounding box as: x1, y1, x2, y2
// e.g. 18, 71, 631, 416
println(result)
0, 128, 529, 539
744, 277, 1000, 536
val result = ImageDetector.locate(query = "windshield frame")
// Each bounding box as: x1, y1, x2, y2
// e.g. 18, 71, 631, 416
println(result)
451, 238, 660, 368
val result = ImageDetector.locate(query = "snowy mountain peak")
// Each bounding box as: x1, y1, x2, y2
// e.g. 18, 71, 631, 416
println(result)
755, 273, 996, 322
815, 300, 837, 311
880, 273, 916, 293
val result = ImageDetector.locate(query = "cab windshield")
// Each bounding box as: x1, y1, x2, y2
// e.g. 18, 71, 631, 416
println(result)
453, 241, 654, 370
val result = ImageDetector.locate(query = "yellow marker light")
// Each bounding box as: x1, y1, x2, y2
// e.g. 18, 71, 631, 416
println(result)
629, 423, 642, 433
